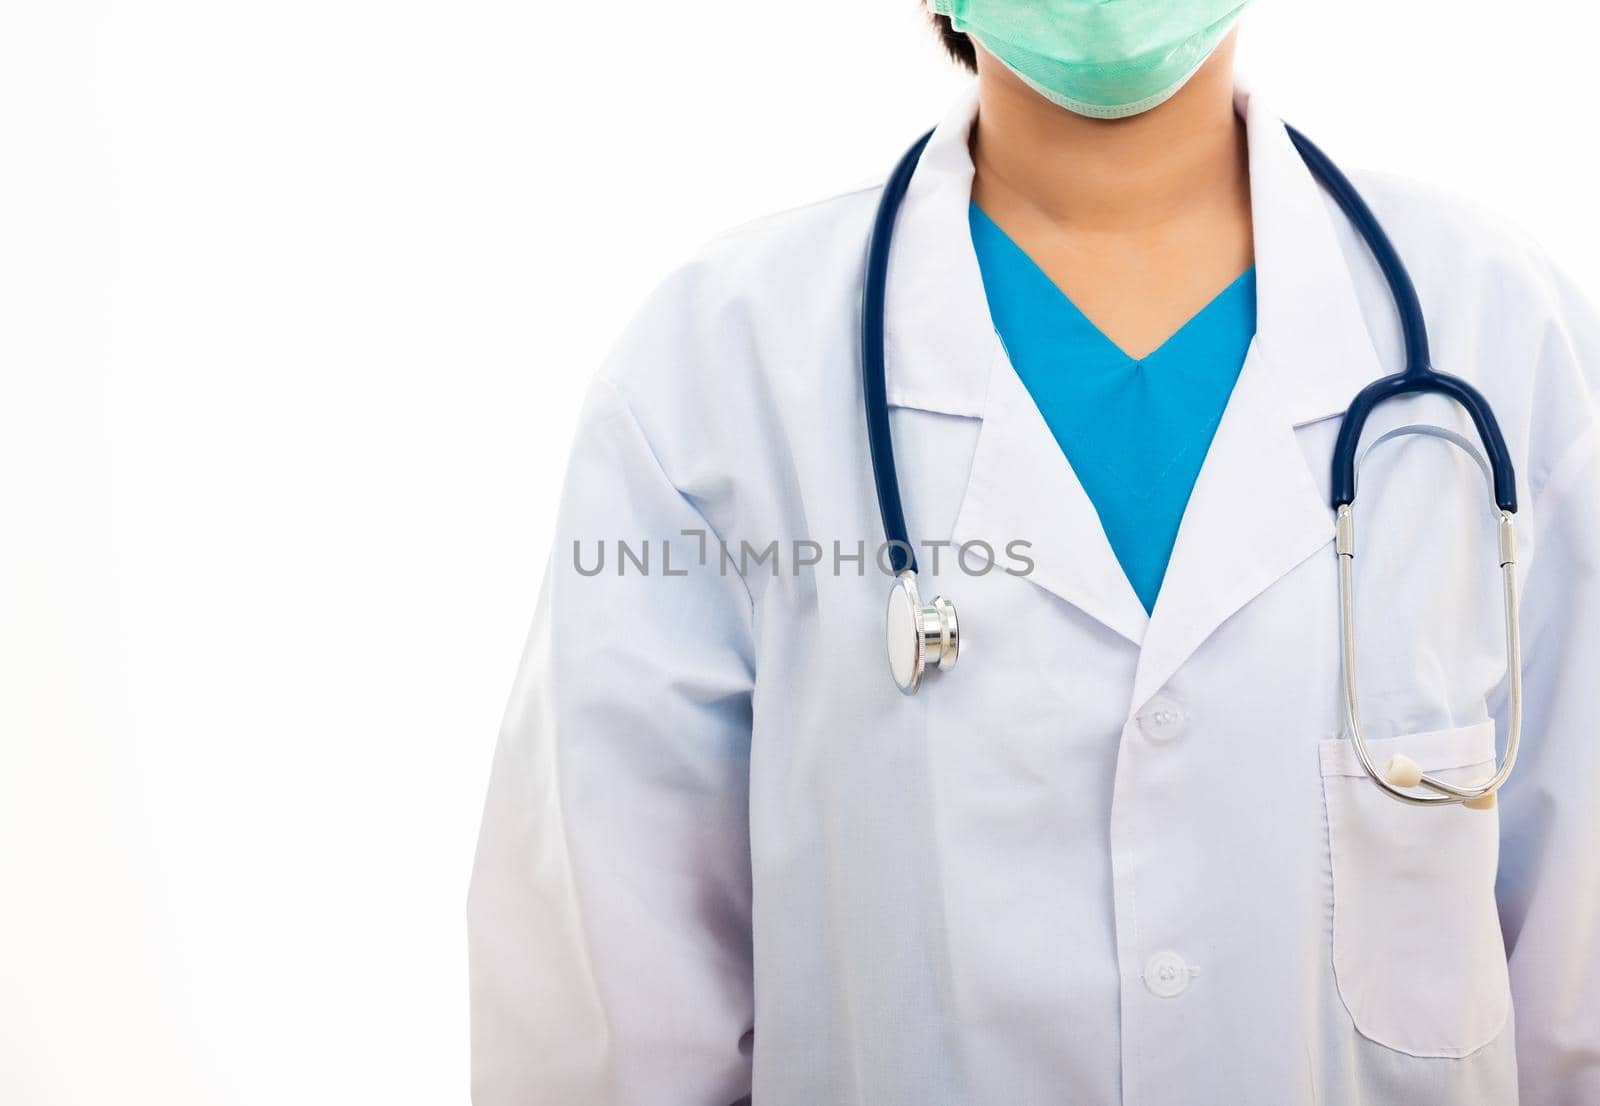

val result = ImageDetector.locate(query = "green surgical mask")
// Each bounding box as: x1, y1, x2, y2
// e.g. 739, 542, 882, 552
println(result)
931, 0, 1250, 119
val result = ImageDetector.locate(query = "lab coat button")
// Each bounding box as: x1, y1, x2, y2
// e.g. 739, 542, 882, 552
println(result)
1138, 697, 1187, 743
1144, 951, 1192, 998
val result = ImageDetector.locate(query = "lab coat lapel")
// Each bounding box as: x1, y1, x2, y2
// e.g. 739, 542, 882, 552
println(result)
885, 87, 1149, 645
881, 88, 993, 421
885, 83, 1390, 667
1129, 85, 1387, 708
952, 351, 1152, 645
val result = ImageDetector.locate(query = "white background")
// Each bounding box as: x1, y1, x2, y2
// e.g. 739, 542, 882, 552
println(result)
1, 1, 1594, 1102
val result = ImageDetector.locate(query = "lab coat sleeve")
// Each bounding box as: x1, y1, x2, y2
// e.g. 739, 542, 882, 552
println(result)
1495, 271, 1600, 1103
468, 374, 756, 1105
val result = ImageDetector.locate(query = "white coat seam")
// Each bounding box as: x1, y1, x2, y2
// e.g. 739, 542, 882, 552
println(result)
593, 374, 758, 617
1529, 423, 1598, 521
703, 180, 886, 253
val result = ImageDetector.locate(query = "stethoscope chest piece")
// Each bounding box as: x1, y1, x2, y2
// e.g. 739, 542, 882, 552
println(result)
886, 572, 959, 695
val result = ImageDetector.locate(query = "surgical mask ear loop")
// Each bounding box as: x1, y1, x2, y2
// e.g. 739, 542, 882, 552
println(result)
1336, 426, 1523, 808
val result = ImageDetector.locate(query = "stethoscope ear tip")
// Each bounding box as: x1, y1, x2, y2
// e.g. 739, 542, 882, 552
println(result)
1383, 753, 1424, 789
1380, 752, 1501, 809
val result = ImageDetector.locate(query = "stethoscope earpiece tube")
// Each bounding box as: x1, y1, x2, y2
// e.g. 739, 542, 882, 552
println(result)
1336, 501, 1523, 808
1332, 373, 1519, 513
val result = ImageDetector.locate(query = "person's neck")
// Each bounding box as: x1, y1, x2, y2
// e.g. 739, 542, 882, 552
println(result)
968, 43, 1247, 236
964, 39, 1253, 361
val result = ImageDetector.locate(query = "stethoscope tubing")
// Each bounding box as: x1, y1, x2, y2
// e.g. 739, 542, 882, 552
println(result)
1285, 125, 1519, 513
860, 129, 935, 578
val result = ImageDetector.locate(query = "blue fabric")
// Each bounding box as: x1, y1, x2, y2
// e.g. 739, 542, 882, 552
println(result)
968, 202, 1257, 613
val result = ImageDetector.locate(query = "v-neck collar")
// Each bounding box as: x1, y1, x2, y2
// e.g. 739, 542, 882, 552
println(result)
886, 81, 1388, 683
968, 199, 1257, 366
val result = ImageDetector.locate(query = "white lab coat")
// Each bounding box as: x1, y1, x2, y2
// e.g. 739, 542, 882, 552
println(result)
468, 83, 1600, 1105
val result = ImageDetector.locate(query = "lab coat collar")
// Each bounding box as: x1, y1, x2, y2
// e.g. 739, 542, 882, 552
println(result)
1129, 82, 1386, 705
883, 81, 1384, 427
885, 80, 1385, 664
881, 86, 997, 420
884, 87, 1153, 642
1234, 80, 1388, 426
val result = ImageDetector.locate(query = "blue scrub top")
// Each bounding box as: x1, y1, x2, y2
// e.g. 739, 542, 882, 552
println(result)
968, 202, 1257, 613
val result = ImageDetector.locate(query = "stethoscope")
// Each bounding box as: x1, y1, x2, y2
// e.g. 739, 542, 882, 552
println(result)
863, 125, 1523, 808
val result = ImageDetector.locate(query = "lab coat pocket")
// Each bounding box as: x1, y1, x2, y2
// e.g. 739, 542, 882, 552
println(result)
1318, 722, 1510, 1059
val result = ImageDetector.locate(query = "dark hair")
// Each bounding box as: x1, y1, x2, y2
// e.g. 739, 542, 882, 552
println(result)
930, 12, 977, 73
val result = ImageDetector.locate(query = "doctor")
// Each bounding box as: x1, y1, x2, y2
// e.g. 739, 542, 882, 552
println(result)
468, 2, 1600, 1103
